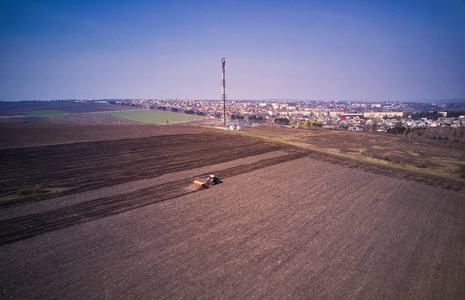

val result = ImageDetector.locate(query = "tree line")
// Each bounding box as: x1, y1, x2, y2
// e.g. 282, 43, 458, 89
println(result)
410, 110, 465, 120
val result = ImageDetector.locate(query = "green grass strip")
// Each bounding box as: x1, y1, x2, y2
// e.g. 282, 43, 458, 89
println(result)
100, 110, 200, 124
0, 187, 67, 203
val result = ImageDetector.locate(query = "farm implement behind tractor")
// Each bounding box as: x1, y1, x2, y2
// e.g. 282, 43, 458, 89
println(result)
192, 175, 221, 190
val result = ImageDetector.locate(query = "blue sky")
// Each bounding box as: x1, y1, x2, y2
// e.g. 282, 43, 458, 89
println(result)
1, 0, 464, 101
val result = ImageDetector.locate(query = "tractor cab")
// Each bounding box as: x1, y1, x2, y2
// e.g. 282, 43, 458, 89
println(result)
206, 175, 221, 186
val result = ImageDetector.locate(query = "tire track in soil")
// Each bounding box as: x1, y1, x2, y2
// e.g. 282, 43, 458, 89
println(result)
0, 152, 305, 246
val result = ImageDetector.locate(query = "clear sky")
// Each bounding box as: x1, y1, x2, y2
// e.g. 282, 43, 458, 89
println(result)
1, 0, 464, 102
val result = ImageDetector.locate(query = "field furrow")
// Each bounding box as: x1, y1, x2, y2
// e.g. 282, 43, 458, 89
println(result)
1, 124, 464, 299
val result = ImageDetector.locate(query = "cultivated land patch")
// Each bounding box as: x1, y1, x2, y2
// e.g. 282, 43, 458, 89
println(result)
0, 123, 209, 148
100, 110, 200, 124
240, 127, 465, 182
0, 150, 288, 221
0, 124, 464, 299
25, 109, 67, 115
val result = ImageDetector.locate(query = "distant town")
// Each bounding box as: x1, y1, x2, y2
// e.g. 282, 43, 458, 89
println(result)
104, 99, 465, 131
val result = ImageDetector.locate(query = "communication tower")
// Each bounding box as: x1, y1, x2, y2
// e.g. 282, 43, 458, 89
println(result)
221, 57, 227, 127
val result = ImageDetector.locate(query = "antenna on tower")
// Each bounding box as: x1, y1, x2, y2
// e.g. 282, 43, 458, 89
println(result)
221, 57, 227, 128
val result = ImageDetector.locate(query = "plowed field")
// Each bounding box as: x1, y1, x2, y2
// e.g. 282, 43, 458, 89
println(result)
1, 124, 464, 299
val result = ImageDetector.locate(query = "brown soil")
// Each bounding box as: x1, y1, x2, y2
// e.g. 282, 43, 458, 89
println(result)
243, 127, 465, 181
0, 123, 207, 149
0, 124, 464, 299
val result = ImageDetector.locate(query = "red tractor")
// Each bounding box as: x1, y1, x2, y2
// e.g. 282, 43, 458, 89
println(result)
192, 175, 221, 190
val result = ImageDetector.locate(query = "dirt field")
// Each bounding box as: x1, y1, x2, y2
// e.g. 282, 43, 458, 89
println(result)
241, 127, 465, 182
0, 123, 208, 148
1, 124, 464, 299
